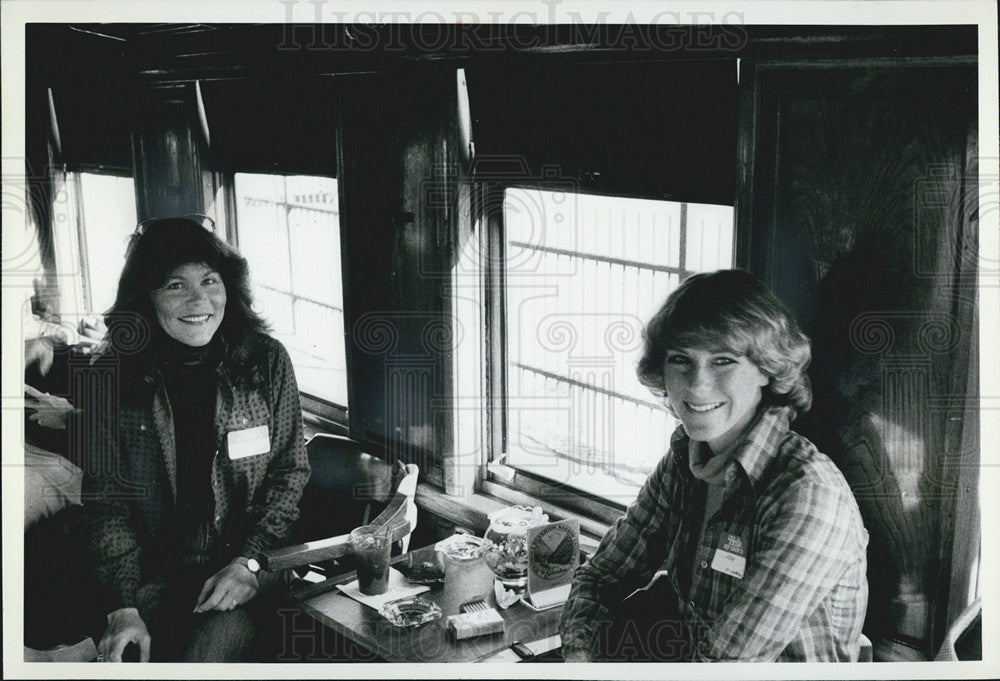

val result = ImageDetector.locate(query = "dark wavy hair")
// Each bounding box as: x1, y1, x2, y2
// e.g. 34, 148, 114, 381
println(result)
104, 217, 268, 357
636, 269, 813, 415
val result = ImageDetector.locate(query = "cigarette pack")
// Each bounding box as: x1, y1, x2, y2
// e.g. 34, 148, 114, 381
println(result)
446, 609, 505, 640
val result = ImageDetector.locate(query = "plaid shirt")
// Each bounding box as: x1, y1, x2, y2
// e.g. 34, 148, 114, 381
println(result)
560, 405, 868, 661
81, 331, 310, 612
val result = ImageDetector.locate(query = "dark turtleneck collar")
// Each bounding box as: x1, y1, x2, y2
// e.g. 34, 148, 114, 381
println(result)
155, 328, 224, 368
115, 323, 265, 401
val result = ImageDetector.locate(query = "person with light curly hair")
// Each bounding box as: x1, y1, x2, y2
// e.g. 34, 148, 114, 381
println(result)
560, 269, 869, 662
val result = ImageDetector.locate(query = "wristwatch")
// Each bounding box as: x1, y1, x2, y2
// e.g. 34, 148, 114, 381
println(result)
237, 556, 261, 577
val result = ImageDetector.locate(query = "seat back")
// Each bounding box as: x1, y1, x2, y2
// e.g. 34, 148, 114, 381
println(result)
264, 433, 418, 574
293, 434, 397, 544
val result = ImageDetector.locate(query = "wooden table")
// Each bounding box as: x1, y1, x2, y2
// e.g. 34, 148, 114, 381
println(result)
286, 544, 563, 663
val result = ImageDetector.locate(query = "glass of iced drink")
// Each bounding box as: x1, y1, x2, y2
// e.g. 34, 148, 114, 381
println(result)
351, 525, 392, 595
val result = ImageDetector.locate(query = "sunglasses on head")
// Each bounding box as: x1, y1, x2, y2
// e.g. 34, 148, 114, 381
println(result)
132, 214, 217, 237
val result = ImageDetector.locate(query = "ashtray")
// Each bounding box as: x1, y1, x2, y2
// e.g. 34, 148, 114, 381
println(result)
380, 596, 443, 628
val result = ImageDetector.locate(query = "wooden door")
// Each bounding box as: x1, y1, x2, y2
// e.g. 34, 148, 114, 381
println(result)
738, 59, 979, 659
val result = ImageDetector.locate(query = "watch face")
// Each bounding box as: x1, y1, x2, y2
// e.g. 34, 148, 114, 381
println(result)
246, 558, 261, 573
529, 525, 578, 580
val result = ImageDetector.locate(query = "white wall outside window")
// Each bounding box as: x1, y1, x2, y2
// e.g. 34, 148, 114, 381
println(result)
50, 172, 137, 321
233, 173, 348, 407
503, 188, 734, 505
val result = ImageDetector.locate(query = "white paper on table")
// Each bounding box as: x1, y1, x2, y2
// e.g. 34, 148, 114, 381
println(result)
521, 583, 570, 611
494, 580, 520, 609
479, 647, 522, 663
525, 634, 562, 655
336, 567, 430, 610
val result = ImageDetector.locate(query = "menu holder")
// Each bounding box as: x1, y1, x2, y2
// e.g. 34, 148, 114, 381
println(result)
523, 518, 580, 611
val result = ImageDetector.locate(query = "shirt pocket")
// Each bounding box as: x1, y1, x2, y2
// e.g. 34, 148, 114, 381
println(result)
699, 524, 749, 620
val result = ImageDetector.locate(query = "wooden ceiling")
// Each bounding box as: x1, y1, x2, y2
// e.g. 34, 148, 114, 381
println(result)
35, 24, 977, 85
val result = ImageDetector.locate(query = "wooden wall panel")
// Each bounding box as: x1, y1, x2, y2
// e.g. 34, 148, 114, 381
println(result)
336, 69, 471, 484
740, 60, 978, 657
131, 84, 213, 221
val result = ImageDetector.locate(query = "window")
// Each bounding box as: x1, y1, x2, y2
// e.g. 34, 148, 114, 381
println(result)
499, 188, 734, 506
232, 173, 348, 408
53, 171, 137, 319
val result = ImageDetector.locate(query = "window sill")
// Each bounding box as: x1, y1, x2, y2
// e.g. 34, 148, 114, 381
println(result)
486, 462, 631, 527
301, 396, 348, 433
302, 412, 349, 440
499, 453, 646, 510
414, 482, 607, 553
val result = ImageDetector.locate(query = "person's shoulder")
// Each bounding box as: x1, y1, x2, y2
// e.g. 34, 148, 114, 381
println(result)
237, 330, 289, 362
762, 431, 868, 551
770, 430, 858, 507
227, 331, 295, 387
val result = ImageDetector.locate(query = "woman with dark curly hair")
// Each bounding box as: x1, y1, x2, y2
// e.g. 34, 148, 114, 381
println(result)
560, 269, 868, 662
82, 217, 310, 662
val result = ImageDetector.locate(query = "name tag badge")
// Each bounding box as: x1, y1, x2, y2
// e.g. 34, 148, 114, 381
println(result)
227, 424, 270, 460
710, 532, 747, 579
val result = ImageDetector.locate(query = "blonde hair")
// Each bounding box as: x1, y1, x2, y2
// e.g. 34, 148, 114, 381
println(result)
636, 270, 812, 415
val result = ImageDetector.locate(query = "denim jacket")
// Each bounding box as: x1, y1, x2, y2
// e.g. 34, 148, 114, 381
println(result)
81, 331, 310, 612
